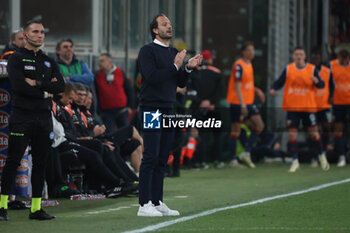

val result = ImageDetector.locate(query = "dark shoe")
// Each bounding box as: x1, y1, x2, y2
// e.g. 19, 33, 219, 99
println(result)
105, 186, 123, 198
29, 209, 55, 220
131, 189, 139, 196
121, 182, 139, 195
0, 208, 8, 221
52, 185, 80, 198
105, 182, 139, 198
8, 200, 28, 210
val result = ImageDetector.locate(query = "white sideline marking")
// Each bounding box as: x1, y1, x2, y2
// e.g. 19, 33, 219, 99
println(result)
157, 227, 350, 231
87, 206, 131, 215
121, 178, 350, 233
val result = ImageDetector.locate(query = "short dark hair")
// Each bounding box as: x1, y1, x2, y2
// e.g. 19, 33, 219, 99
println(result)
100, 53, 113, 60
241, 41, 254, 52
150, 13, 166, 40
74, 83, 88, 96
85, 85, 91, 94
23, 20, 43, 31
338, 49, 349, 59
56, 38, 74, 52
293, 46, 305, 52
64, 82, 76, 95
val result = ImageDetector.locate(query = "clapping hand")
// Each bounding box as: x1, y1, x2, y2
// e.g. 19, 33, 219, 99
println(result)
187, 54, 203, 69
174, 49, 187, 68
311, 76, 319, 84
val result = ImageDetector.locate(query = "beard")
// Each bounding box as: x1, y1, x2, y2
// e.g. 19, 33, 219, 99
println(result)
158, 31, 172, 40
63, 54, 73, 61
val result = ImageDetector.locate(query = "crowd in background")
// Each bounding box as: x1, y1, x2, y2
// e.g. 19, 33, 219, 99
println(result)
1, 27, 349, 199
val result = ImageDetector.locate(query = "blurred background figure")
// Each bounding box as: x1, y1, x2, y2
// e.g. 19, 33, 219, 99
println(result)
56, 38, 94, 85
1, 29, 25, 60
188, 49, 224, 168
95, 53, 135, 133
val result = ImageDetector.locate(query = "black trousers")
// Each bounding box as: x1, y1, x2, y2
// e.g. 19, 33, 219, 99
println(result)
192, 109, 223, 164
101, 107, 129, 134
1, 110, 52, 198
57, 140, 121, 186
171, 128, 188, 174
46, 148, 66, 192
138, 107, 175, 205
103, 125, 141, 156
77, 139, 137, 183
104, 125, 133, 146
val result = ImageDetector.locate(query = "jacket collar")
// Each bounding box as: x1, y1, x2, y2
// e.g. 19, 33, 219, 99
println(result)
56, 55, 79, 66
19, 47, 43, 56
153, 39, 169, 47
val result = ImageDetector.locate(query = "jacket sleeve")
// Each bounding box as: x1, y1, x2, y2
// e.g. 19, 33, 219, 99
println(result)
69, 61, 94, 85
36, 59, 65, 94
271, 68, 287, 90
176, 65, 190, 88
7, 53, 44, 98
122, 71, 135, 108
329, 72, 335, 99
313, 68, 325, 88
138, 46, 178, 84
56, 108, 77, 141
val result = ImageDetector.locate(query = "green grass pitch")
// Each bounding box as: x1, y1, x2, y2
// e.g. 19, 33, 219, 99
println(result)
1, 163, 350, 233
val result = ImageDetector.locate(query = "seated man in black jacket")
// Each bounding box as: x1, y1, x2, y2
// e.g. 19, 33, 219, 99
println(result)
52, 83, 138, 196
69, 83, 139, 183
83, 88, 143, 175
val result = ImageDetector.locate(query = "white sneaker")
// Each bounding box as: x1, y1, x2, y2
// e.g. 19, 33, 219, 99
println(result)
288, 159, 300, 173
310, 158, 318, 168
318, 153, 330, 171
240, 152, 256, 168
137, 201, 162, 217
154, 201, 180, 216
337, 155, 346, 167
228, 159, 244, 168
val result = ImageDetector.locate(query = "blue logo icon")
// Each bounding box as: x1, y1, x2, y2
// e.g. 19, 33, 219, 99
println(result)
49, 132, 54, 140
44, 61, 51, 68
143, 110, 162, 129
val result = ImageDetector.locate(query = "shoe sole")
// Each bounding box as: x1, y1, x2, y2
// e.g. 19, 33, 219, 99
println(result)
320, 160, 330, 171
160, 212, 180, 216
240, 155, 256, 168
137, 213, 162, 217
288, 165, 300, 173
